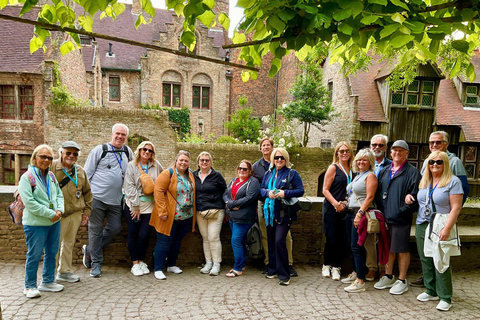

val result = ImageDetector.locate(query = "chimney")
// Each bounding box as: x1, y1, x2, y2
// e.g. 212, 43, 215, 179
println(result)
107, 43, 114, 57
132, 0, 141, 15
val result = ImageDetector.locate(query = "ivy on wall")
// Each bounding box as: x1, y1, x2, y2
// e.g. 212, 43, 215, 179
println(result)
141, 104, 191, 140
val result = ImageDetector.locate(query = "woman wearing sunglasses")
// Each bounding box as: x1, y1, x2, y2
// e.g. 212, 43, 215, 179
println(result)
321, 141, 354, 281
414, 151, 463, 311
124, 141, 163, 276
19, 144, 64, 298
194, 151, 227, 276
260, 148, 304, 285
223, 160, 260, 277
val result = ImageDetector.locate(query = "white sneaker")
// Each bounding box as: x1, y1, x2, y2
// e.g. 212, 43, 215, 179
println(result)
417, 292, 440, 302
322, 265, 331, 278
139, 262, 150, 275
389, 279, 409, 295
341, 272, 357, 284
131, 264, 144, 276
56, 272, 80, 283
167, 266, 183, 274
331, 267, 341, 281
24, 288, 41, 298
374, 275, 396, 290
38, 282, 64, 292
154, 271, 166, 280
200, 262, 213, 274
344, 279, 366, 293
436, 300, 452, 311
210, 263, 220, 276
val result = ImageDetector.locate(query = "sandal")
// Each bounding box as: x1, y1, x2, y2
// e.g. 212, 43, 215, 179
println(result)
225, 269, 242, 277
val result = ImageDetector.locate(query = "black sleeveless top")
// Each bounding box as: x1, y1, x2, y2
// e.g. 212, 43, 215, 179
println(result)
323, 164, 349, 212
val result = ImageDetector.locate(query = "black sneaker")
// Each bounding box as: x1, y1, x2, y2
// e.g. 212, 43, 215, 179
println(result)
261, 266, 268, 275
410, 276, 424, 287
288, 265, 298, 277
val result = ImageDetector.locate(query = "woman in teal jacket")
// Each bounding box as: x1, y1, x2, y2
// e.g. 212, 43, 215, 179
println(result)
19, 144, 64, 298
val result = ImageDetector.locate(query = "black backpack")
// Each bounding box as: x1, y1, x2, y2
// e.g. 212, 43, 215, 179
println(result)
246, 222, 265, 261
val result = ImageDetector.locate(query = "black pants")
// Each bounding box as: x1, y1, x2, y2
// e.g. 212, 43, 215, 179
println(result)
124, 205, 151, 262
266, 219, 291, 281
322, 207, 348, 267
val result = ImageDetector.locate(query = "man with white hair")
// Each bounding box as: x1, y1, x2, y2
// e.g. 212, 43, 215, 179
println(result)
82, 123, 133, 277
52, 141, 92, 283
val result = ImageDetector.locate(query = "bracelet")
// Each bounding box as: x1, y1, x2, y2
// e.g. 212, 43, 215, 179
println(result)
357, 210, 365, 216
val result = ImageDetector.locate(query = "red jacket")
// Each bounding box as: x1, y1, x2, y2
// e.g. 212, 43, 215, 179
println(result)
357, 210, 390, 265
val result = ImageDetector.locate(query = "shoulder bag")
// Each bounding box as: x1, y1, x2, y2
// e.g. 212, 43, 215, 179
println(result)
280, 170, 302, 218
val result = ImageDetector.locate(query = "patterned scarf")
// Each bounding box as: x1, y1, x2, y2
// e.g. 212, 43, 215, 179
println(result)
263, 168, 277, 227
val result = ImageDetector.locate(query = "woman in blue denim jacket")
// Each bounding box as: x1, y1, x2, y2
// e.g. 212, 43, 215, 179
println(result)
260, 147, 304, 285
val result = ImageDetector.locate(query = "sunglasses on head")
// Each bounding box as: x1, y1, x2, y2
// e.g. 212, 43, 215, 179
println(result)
37, 155, 53, 161
338, 149, 350, 154
274, 156, 285, 160
429, 140, 444, 146
199, 159, 210, 163
65, 151, 79, 157
142, 148, 154, 154
428, 159, 444, 165
371, 143, 385, 148
237, 167, 249, 172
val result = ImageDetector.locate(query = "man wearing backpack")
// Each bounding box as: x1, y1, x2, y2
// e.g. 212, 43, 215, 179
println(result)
253, 138, 297, 277
83, 123, 133, 277
52, 141, 92, 283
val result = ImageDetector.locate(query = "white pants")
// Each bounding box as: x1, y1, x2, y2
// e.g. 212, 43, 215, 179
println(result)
196, 209, 225, 263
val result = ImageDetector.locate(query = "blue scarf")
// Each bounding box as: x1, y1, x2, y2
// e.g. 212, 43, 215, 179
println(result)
263, 168, 277, 227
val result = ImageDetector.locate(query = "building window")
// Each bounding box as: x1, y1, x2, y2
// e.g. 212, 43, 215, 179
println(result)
1, 85, 34, 120
80, 35, 92, 45
320, 139, 332, 148
179, 42, 196, 54
390, 80, 435, 107
109, 76, 120, 101
2, 154, 29, 185
465, 85, 480, 106
192, 86, 210, 109
328, 81, 333, 102
163, 83, 181, 107
465, 146, 477, 179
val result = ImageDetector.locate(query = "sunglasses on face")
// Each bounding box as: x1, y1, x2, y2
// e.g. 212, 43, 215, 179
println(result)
37, 155, 53, 161
65, 151, 79, 157
338, 149, 350, 154
237, 167, 249, 172
199, 159, 210, 163
428, 159, 444, 165
142, 148, 154, 154
429, 141, 444, 146
274, 156, 285, 161
371, 143, 385, 148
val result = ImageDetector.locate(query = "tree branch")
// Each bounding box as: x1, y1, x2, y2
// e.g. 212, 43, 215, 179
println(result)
0, 13, 259, 72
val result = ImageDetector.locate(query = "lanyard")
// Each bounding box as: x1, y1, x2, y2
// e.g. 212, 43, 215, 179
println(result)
425, 182, 439, 206
140, 163, 149, 174
62, 165, 78, 187
33, 167, 50, 201
109, 144, 123, 170
387, 160, 406, 185
338, 163, 352, 185
349, 170, 369, 195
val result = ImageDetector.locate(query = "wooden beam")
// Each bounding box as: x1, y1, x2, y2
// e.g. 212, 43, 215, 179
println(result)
0, 13, 259, 72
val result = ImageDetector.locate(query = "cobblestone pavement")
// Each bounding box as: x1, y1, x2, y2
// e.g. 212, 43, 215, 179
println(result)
0, 262, 478, 320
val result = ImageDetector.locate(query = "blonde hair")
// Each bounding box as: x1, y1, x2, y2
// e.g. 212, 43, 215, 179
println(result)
352, 148, 375, 173
30, 144, 54, 165
133, 141, 157, 165
419, 151, 453, 189
269, 147, 291, 169
332, 141, 353, 168
197, 151, 213, 169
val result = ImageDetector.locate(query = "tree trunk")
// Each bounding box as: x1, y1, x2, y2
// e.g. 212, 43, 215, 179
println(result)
303, 122, 310, 147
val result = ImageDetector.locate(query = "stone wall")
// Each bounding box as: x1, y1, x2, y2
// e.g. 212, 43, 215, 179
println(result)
102, 70, 141, 110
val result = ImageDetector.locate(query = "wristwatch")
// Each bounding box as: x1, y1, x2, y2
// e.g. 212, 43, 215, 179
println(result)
357, 210, 365, 216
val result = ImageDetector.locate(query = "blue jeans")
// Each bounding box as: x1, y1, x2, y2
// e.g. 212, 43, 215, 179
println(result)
346, 211, 368, 280
124, 206, 151, 262
88, 198, 123, 267
24, 222, 61, 289
229, 220, 253, 272
154, 218, 192, 271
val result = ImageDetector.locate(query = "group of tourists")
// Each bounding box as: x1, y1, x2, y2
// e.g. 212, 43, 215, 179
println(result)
18, 124, 466, 312
321, 132, 467, 312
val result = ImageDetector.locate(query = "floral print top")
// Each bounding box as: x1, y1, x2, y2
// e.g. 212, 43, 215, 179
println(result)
174, 168, 194, 220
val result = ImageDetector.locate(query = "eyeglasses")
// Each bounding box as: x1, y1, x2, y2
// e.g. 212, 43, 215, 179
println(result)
338, 149, 350, 154
428, 159, 444, 165
237, 167, 249, 172
371, 143, 385, 148
65, 151, 79, 157
142, 148, 154, 154
429, 140, 445, 146
274, 156, 285, 161
199, 159, 210, 163
37, 155, 53, 161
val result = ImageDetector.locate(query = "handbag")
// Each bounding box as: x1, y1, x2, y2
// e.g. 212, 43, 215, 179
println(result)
199, 209, 221, 220
138, 163, 155, 195
280, 170, 302, 218
352, 187, 381, 234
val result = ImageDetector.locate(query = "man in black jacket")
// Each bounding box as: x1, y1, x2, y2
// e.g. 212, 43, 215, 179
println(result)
374, 140, 420, 295
252, 138, 297, 277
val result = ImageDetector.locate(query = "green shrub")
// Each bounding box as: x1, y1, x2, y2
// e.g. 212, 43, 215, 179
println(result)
182, 131, 206, 143
215, 135, 240, 144
224, 96, 261, 143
